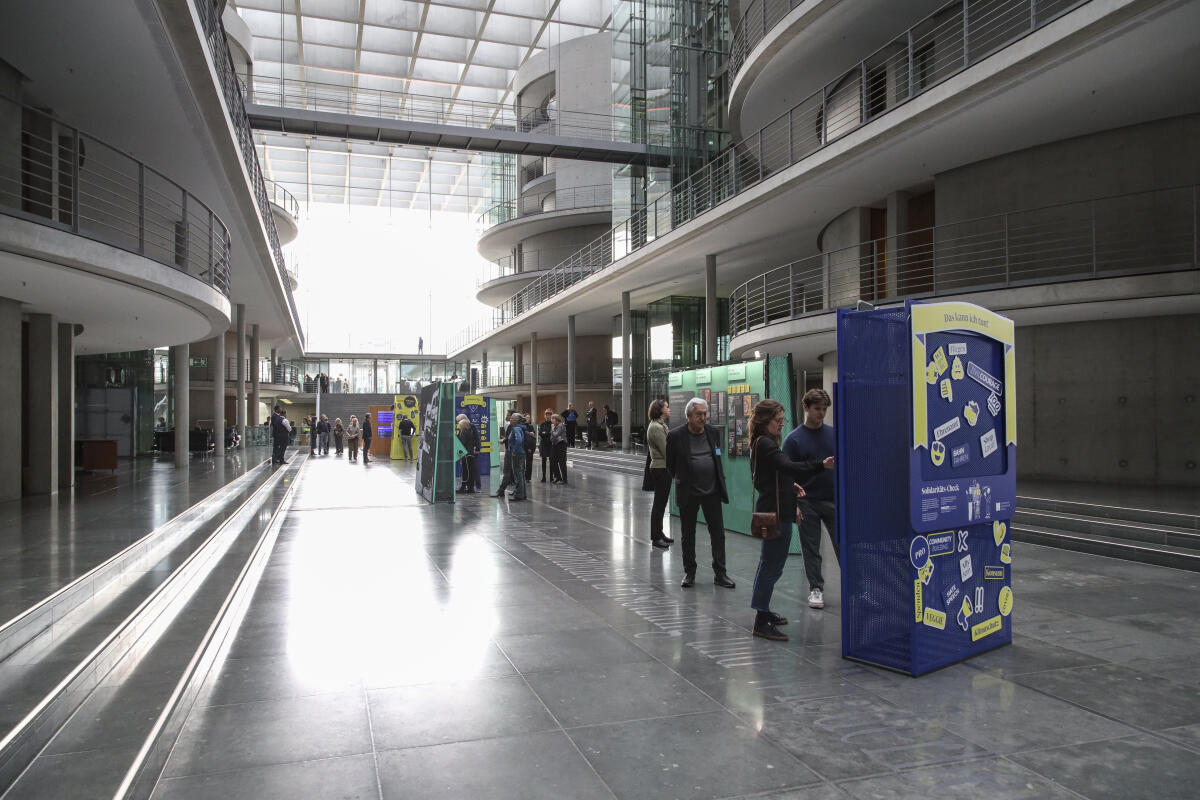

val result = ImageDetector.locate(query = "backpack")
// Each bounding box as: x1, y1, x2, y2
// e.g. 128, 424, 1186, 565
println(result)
523, 424, 536, 452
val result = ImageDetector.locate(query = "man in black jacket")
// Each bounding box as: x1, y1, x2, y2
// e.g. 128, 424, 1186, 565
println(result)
361, 412, 372, 464
270, 405, 289, 464
665, 397, 734, 589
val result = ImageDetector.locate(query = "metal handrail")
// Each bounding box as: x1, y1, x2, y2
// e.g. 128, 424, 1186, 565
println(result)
727, 184, 1200, 338
477, 245, 589, 287
0, 95, 231, 298
477, 184, 612, 230
447, 0, 1091, 354
264, 179, 300, 219
481, 361, 611, 387
248, 77, 670, 147
730, 0, 804, 81
194, 0, 305, 346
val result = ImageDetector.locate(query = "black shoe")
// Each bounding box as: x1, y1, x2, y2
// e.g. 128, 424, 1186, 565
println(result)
652, 539, 670, 550
767, 611, 788, 626
493, 491, 505, 498
541, 477, 547, 483
714, 575, 736, 589
660, 536, 675, 544
680, 574, 695, 588
753, 621, 788, 641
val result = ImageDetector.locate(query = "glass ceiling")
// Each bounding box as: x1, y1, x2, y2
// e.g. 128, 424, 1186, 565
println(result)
235, 0, 614, 212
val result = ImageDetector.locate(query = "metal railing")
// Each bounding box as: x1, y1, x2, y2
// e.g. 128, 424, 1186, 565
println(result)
477, 245, 589, 287
0, 95, 231, 297
477, 184, 612, 230
264, 179, 300, 219
248, 77, 669, 146
481, 361, 612, 388
728, 185, 1200, 337
522, 157, 555, 184
194, 0, 304, 346
448, 0, 1090, 353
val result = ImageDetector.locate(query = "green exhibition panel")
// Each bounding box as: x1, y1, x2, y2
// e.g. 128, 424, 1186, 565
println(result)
666, 356, 800, 552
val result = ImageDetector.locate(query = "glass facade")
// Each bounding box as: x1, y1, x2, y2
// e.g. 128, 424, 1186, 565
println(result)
284, 357, 467, 394
76, 350, 157, 455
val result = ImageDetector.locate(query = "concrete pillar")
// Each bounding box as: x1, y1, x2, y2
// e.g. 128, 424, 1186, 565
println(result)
820, 350, 838, 427
57, 323, 75, 488
27, 314, 58, 495
621, 291, 631, 451
530, 332, 538, 420
235, 304, 246, 447
270, 346, 277, 380
481, 351, 488, 390
212, 330, 225, 456
0, 298, 22, 502
705, 254, 717, 364
173, 343, 189, 469
885, 191, 910, 298
249, 323, 260, 426
566, 315, 576, 406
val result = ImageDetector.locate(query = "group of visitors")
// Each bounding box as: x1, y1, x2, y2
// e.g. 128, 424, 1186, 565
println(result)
643, 389, 837, 643
582, 401, 619, 449
269, 406, 375, 464
487, 409, 570, 501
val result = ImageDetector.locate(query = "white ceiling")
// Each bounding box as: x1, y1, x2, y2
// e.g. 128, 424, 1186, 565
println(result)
236, 0, 615, 212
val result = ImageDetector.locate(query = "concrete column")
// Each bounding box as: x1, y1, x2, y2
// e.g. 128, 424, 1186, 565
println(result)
481, 351, 488, 390
820, 350, 838, 427
705, 254, 717, 364
212, 330, 225, 456
57, 322, 75, 488
0, 298, 23, 502
621, 291, 631, 451
885, 191, 910, 298
27, 314, 58, 495
249, 323, 260, 426
270, 346, 277, 380
235, 304, 246, 447
566, 315, 576, 406
530, 332, 538, 420
173, 343, 189, 469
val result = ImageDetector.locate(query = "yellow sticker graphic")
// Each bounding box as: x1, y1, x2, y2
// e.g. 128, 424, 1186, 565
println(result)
960, 597, 974, 620
915, 580, 924, 622
963, 401, 980, 427
918, 561, 934, 585
971, 615, 1003, 641
951, 355, 965, 380
932, 347, 948, 376
998, 586, 1013, 617
993, 521, 1007, 546
1000, 542, 1012, 564
930, 441, 946, 467
940, 378, 953, 402
923, 608, 946, 630
926, 362, 940, 385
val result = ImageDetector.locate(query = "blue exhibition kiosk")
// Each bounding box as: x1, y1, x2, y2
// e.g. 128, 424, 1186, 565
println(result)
836, 300, 1016, 675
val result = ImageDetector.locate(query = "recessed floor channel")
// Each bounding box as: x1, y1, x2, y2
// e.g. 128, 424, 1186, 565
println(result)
3, 455, 1200, 800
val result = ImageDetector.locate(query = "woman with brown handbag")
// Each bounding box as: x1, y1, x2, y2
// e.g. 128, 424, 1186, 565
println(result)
749, 398, 834, 641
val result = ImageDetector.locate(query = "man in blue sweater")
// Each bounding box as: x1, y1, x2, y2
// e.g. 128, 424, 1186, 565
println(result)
783, 389, 838, 609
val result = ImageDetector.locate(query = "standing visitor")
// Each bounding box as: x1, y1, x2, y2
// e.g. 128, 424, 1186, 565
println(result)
270, 405, 289, 464
549, 413, 568, 484
783, 388, 839, 610
346, 415, 361, 462
333, 417, 345, 456
748, 399, 834, 641
493, 412, 516, 497
564, 403, 578, 447
398, 414, 416, 461
457, 414, 479, 493
318, 414, 330, 455
307, 417, 316, 455
418, 336, 424, 355
506, 412, 528, 501
538, 409, 554, 482
585, 401, 598, 449
665, 398, 734, 589
645, 400, 674, 550
605, 404, 619, 449
522, 414, 535, 484
361, 412, 373, 464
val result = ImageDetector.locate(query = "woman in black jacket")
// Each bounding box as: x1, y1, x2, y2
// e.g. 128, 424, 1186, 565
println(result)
749, 398, 834, 642
538, 409, 554, 482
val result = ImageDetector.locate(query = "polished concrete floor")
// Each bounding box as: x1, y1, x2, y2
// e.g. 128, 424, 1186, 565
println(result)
134, 453, 1200, 800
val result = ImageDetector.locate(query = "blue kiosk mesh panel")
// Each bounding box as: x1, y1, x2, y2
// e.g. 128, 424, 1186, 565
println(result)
837, 308, 915, 672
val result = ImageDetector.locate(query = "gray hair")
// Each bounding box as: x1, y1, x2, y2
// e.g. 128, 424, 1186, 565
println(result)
684, 397, 709, 418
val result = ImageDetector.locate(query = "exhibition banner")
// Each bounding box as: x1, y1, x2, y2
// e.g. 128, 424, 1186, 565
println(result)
414, 382, 457, 503
454, 395, 492, 477
390, 394, 420, 460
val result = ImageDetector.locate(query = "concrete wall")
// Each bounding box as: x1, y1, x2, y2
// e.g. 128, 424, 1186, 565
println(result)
1016, 314, 1200, 487
515, 32, 613, 117
0, 298, 21, 502
819, 206, 871, 308
514, 334, 612, 384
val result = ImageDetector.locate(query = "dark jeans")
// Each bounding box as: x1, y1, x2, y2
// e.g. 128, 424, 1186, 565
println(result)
401, 436, 414, 460
649, 468, 671, 540
524, 448, 533, 482
334, 434, 343, 454
566, 421, 577, 446
362, 439, 371, 462
678, 491, 727, 577
272, 436, 287, 463
798, 499, 839, 590
540, 451, 550, 479
751, 521, 794, 611
511, 453, 527, 498
319, 432, 329, 454
460, 454, 477, 488
551, 441, 568, 482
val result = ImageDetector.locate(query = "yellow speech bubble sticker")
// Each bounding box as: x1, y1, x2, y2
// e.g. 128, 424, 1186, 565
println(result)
926, 361, 940, 385
940, 378, 953, 403
918, 561, 935, 585
998, 585, 1013, 617
923, 607, 946, 630
932, 347, 948, 376
993, 520, 1007, 546
951, 355, 965, 380
1000, 542, 1012, 564
930, 441, 946, 467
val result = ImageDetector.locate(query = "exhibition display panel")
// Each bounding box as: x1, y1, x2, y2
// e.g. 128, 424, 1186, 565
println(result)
837, 301, 1015, 675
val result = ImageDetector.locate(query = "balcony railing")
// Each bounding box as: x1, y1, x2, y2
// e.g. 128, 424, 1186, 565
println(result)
448, 0, 1090, 353
482, 361, 612, 388
477, 245, 591, 287
0, 95, 231, 297
728, 185, 1200, 338
477, 185, 612, 230
194, 0, 304, 346
249, 77, 668, 146
264, 179, 300, 219
522, 157, 555, 184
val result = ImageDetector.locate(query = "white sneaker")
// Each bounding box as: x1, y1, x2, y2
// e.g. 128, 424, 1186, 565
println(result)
808, 588, 825, 609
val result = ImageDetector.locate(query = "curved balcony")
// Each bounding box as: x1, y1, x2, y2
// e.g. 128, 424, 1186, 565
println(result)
0, 96, 231, 352
475, 245, 589, 306
728, 185, 1200, 354
475, 184, 612, 261
265, 179, 300, 245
